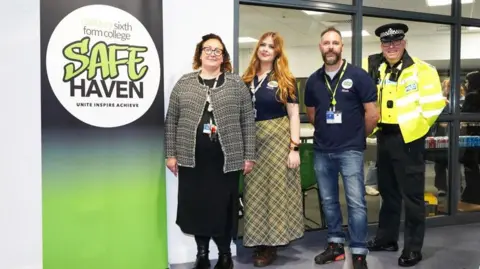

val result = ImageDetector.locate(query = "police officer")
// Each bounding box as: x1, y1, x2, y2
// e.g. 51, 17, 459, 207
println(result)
362, 23, 446, 267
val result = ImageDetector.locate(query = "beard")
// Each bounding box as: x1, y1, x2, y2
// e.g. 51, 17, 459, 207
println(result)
322, 51, 341, 65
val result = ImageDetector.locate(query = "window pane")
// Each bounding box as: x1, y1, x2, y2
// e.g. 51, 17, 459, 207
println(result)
462, 0, 479, 18
460, 26, 480, 114
363, 0, 452, 15
426, 122, 451, 216
308, 0, 352, 4
458, 121, 480, 212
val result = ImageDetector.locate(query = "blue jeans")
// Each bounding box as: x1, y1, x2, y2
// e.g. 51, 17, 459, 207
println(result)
314, 150, 368, 255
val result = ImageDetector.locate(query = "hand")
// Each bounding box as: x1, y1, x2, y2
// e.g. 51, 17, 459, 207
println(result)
287, 150, 300, 169
243, 161, 254, 175
166, 157, 178, 177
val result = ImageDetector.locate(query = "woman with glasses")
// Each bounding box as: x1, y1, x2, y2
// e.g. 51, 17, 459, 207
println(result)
165, 33, 256, 269
241, 32, 304, 267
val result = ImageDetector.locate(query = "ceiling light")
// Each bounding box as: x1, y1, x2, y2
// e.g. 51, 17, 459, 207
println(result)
467, 26, 480, 31
239, 37, 258, 43
340, 30, 370, 38
302, 10, 325, 15
426, 0, 474, 6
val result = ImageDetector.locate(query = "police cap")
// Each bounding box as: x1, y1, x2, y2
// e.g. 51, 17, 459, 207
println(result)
375, 23, 409, 42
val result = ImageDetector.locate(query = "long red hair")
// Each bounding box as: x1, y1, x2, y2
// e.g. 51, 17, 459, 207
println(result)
242, 32, 296, 104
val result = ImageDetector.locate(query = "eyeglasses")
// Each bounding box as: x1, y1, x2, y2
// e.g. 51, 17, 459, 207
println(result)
202, 47, 223, 56
381, 40, 403, 48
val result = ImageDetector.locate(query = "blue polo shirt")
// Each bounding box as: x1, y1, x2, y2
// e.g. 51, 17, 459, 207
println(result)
304, 60, 377, 153
252, 74, 298, 122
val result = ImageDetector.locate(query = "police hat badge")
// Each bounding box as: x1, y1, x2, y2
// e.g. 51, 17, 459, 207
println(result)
375, 23, 409, 43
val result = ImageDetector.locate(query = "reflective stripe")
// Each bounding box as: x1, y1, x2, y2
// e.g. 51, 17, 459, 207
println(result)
396, 93, 419, 107
422, 108, 444, 118
423, 84, 434, 90
397, 107, 443, 124
420, 93, 445, 104
395, 92, 444, 107
397, 107, 421, 123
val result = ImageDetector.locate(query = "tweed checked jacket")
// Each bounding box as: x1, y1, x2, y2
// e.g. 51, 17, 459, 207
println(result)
165, 71, 256, 173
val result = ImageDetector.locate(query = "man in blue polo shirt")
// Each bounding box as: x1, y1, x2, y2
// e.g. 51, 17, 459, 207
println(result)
305, 26, 379, 269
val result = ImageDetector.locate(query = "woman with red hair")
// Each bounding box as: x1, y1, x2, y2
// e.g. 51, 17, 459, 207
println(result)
241, 32, 304, 267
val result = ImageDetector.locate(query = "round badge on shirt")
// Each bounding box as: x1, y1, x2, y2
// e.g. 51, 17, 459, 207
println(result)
267, 80, 278, 89
342, 79, 353, 89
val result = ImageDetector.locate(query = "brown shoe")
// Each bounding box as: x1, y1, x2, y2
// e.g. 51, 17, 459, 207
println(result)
252, 246, 266, 258
253, 246, 277, 267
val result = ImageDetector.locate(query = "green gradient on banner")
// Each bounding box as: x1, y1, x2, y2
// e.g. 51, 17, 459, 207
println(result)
42, 137, 167, 269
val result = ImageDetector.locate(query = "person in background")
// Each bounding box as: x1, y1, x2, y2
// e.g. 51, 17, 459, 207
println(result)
305, 26, 379, 269
365, 23, 445, 267
165, 33, 256, 269
241, 31, 304, 267
430, 78, 465, 197
459, 71, 480, 211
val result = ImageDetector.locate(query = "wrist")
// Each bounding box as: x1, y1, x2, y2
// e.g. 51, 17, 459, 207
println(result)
290, 137, 300, 146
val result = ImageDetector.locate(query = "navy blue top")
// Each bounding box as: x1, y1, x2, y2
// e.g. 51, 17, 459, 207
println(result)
304, 60, 377, 153
252, 74, 299, 122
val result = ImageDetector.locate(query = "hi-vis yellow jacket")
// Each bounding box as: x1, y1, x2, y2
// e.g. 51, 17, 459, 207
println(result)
362, 52, 446, 143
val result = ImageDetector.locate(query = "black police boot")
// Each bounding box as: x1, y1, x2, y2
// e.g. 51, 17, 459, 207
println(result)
367, 238, 399, 252
314, 242, 345, 264
398, 250, 422, 267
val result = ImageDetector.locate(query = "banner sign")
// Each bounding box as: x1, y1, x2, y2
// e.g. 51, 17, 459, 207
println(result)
41, 1, 167, 268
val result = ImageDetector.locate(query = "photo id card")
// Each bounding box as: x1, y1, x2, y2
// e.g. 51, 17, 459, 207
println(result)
203, 123, 211, 134
326, 111, 342, 124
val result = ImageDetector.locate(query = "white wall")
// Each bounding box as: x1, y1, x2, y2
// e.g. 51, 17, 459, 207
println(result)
240, 33, 480, 77
0, 1, 43, 269
163, 0, 235, 265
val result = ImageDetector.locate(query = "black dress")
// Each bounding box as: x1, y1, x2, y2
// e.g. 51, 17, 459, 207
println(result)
176, 73, 240, 238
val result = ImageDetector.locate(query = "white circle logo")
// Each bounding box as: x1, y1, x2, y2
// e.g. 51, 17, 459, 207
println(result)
342, 79, 353, 89
46, 4, 161, 128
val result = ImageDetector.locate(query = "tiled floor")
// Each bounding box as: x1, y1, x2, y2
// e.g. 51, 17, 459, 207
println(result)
171, 223, 480, 269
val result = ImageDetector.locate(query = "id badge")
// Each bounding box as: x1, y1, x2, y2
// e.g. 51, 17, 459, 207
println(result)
203, 123, 211, 134
333, 111, 342, 124
326, 111, 342, 124
326, 111, 335, 124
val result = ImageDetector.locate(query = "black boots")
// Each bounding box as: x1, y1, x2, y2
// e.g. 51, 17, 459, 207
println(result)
193, 236, 210, 269
194, 235, 234, 269
214, 252, 233, 269
213, 236, 233, 269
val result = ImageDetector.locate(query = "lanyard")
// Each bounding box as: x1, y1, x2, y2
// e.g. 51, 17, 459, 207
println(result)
200, 73, 220, 141
201, 73, 220, 112
250, 71, 270, 118
324, 62, 347, 107
250, 71, 270, 103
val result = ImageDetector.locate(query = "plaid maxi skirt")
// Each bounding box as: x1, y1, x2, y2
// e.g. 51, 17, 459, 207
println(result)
242, 116, 304, 247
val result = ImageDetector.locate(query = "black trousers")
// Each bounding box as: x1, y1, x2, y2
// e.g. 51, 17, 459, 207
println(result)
376, 131, 426, 252
462, 149, 480, 204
